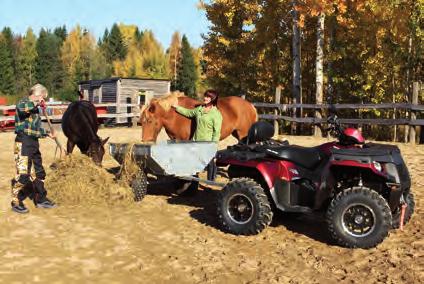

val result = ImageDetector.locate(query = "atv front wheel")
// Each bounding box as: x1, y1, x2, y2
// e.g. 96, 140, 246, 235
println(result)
392, 192, 415, 229
218, 178, 273, 235
131, 170, 148, 202
326, 187, 392, 248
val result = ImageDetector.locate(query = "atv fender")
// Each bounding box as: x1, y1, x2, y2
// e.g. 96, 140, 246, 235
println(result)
225, 159, 298, 189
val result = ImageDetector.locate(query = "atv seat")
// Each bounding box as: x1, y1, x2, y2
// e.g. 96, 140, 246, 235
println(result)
263, 145, 324, 169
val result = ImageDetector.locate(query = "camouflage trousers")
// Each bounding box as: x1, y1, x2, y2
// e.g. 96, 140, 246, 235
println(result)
11, 134, 47, 204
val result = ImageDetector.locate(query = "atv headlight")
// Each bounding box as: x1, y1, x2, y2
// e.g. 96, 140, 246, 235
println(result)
373, 161, 382, 172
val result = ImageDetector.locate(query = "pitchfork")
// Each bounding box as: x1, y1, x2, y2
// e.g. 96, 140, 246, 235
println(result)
40, 101, 66, 159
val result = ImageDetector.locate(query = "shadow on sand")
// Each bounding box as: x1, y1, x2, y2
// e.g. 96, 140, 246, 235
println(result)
146, 176, 334, 245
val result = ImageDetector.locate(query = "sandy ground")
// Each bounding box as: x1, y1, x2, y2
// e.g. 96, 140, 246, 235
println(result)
0, 127, 422, 283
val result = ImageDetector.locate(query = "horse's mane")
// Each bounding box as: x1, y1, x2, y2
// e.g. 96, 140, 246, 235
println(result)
151, 91, 186, 111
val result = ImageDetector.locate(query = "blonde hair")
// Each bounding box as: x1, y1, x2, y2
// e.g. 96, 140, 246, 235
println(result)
29, 83, 48, 99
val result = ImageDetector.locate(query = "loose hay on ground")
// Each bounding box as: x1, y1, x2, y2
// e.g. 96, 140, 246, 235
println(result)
46, 154, 135, 206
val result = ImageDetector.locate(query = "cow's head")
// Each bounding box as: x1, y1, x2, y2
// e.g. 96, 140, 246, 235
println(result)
140, 101, 165, 142
87, 137, 110, 166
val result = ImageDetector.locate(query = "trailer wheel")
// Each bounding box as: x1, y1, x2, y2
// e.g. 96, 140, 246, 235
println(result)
392, 192, 415, 229
218, 178, 273, 235
131, 170, 148, 202
326, 187, 392, 248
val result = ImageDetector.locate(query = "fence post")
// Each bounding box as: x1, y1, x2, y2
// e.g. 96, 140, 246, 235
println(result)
274, 86, 282, 137
314, 105, 322, 137
409, 82, 419, 144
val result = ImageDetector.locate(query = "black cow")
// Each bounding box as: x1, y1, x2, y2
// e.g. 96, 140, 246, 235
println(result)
62, 100, 109, 165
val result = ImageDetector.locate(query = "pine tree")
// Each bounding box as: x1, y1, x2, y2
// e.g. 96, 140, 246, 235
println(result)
54, 25, 67, 42
134, 27, 144, 44
0, 27, 16, 95
176, 35, 198, 98
16, 28, 37, 94
103, 23, 127, 61
35, 29, 66, 97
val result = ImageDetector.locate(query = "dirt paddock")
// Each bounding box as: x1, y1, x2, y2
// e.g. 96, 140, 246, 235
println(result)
0, 127, 422, 283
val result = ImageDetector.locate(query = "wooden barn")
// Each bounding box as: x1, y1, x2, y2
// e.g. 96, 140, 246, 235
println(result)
78, 77, 171, 124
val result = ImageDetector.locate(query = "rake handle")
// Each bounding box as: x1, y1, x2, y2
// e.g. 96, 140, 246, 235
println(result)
41, 107, 65, 157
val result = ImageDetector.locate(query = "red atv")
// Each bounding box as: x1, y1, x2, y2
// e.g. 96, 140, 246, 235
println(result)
216, 116, 414, 248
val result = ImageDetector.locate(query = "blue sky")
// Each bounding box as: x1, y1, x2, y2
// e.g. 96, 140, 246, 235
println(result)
0, 0, 209, 48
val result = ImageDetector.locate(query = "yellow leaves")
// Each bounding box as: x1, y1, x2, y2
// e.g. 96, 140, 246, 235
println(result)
118, 24, 138, 46
113, 46, 144, 77
363, 84, 372, 91
299, 14, 306, 28
218, 37, 231, 46
61, 26, 95, 79
310, 9, 321, 17
112, 29, 168, 79
336, 1, 347, 14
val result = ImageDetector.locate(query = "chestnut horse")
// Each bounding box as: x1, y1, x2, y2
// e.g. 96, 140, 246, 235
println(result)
140, 92, 257, 141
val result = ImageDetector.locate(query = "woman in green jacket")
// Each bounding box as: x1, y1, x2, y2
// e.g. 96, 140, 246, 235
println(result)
172, 90, 223, 180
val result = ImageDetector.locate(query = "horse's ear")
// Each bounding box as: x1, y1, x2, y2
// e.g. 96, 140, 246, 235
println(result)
101, 137, 110, 146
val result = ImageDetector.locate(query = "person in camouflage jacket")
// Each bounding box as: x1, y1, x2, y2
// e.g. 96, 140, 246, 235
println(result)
11, 84, 56, 213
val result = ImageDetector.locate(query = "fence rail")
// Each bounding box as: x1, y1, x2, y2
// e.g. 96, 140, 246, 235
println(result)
254, 81, 423, 144
253, 102, 424, 111
0, 102, 141, 126
257, 113, 424, 126
0, 103, 139, 111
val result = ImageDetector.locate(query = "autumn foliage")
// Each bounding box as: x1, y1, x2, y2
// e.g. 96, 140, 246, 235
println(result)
202, 0, 422, 105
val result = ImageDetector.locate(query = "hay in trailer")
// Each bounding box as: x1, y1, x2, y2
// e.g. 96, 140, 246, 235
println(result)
116, 143, 142, 184
45, 154, 135, 206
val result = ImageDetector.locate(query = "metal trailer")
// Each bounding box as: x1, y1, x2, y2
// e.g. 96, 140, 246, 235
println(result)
109, 141, 224, 201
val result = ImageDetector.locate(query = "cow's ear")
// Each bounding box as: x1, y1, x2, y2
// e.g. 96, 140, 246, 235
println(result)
149, 104, 156, 113
102, 137, 110, 146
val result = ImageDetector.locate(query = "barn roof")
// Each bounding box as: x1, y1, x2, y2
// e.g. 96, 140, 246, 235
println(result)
79, 77, 170, 86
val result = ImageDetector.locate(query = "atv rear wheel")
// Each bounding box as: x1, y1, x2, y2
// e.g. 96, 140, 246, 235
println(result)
131, 170, 148, 202
392, 192, 415, 229
218, 178, 273, 235
326, 187, 392, 248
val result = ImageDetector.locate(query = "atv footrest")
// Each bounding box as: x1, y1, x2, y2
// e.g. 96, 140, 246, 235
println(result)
271, 179, 315, 212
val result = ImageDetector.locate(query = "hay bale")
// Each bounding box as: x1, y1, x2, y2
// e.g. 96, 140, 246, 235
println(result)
46, 154, 135, 206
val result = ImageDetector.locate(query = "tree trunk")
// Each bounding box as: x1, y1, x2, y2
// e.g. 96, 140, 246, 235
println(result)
392, 75, 397, 142
405, 36, 412, 143
292, 0, 302, 135
314, 12, 325, 137
274, 85, 282, 137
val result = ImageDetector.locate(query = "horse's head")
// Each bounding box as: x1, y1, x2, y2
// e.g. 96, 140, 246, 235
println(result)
140, 100, 165, 142
87, 136, 110, 166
